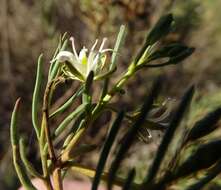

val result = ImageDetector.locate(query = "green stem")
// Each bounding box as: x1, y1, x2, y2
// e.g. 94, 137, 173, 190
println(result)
42, 82, 57, 162
92, 62, 137, 118
53, 167, 63, 190
39, 118, 53, 190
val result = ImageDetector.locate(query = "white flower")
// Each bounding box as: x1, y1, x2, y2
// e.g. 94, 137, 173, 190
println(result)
52, 37, 112, 82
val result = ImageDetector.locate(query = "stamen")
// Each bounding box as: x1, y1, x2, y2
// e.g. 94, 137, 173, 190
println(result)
100, 48, 114, 53
70, 37, 79, 60
99, 38, 107, 52
91, 39, 98, 52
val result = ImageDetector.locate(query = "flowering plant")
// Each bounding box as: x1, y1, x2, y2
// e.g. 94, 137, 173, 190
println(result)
10, 14, 201, 190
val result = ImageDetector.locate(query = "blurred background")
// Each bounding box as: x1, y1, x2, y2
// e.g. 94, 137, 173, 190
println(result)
1, 0, 221, 189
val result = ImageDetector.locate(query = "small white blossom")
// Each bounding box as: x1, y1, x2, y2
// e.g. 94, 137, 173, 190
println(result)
52, 37, 112, 82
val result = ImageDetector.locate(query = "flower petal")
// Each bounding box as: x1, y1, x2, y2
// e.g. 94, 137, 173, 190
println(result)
52, 51, 75, 63
79, 47, 88, 65
70, 37, 79, 60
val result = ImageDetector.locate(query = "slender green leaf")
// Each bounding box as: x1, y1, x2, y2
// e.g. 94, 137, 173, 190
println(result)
32, 54, 43, 138
148, 43, 189, 61
19, 138, 43, 179
10, 99, 37, 190
134, 14, 173, 65
165, 47, 195, 65
174, 140, 221, 179
54, 103, 86, 137
110, 25, 127, 71
11, 98, 21, 146
186, 107, 221, 142
50, 86, 84, 118
145, 47, 194, 68
92, 111, 125, 190
145, 14, 173, 45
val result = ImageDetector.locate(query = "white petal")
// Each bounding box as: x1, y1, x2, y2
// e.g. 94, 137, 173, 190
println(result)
52, 51, 75, 63
91, 54, 100, 72
70, 37, 79, 60
79, 47, 88, 62
87, 52, 96, 73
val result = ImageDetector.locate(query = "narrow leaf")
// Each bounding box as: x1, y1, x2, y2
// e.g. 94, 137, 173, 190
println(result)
19, 138, 43, 179
32, 54, 43, 138
145, 47, 194, 68
110, 25, 127, 71
148, 43, 189, 61
92, 111, 125, 190
54, 103, 86, 137
145, 14, 173, 45
166, 47, 195, 65
186, 107, 221, 142
174, 140, 221, 179
11, 98, 21, 146
50, 86, 84, 118
134, 14, 173, 66
10, 99, 37, 190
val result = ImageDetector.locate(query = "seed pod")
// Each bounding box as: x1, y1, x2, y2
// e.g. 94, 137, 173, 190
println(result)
186, 107, 221, 142
174, 140, 221, 179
